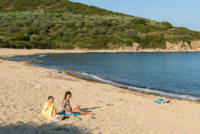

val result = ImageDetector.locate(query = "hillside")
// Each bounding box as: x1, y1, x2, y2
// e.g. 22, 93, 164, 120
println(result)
0, 0, 129, 16
0, 0, 200, 50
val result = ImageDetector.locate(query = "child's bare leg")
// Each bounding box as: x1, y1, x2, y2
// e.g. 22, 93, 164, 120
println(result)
71, 104, 93, 115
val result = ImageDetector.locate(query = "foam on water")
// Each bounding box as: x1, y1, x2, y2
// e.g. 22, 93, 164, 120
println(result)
76, 72, 200, 101
38, 54, 46, 57
33, 60, 44, 63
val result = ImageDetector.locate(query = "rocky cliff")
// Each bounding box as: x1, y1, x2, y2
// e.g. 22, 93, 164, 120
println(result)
117, 40, 200, 52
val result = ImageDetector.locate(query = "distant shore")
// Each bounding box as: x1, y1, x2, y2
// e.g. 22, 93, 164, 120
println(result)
0, 48, 199, 59
1, 48, 200, 134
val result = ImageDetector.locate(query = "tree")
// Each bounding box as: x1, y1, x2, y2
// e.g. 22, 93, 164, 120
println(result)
30, 35, 40, 41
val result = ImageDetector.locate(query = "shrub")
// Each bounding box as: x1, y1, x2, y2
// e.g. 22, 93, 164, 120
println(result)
107, 29, 113, 35
177, 30, 187, 35
23, 20, 32, 26
183, 34, 192, 45
63, 31, 70, 36
126, 38, 134, 46
80, 27, 88, 34
91, 27, 106, 35
16, 21, 23, 27
30, 35, 40, 41
31, 21, 39, 30
9, 41, 30, 49
62, 44, 74, 49
40, 30, 46, 36
78, 44, 88, 49
89, 31, 96, 36
45, 36, 51, 42
21, 27, 33, 34
38, 23, 49, 31
76, 33, 84, 38
0, 42, 10, 48
99, 28, 107, 35
101, 20, 109, 26
85, 22, 95, 28
55, 29, 64, 36
8, 26, 18, 33
161, 22, 173, 29
113, 25, 124, 32
1, 23, 9, 27
14, 33, 29, 41
138, 34, 146, 39
2, 37, 16, 42
134, 18, 146, 25
69, 31, 76, 37
75, 23, 82, 28
124, 29, 135, 38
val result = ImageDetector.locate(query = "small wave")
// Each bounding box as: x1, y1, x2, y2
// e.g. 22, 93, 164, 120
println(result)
76, 72, 118, 84
33, 60, 44, 63
75, 72, 200, 101
38, 55, 46, 58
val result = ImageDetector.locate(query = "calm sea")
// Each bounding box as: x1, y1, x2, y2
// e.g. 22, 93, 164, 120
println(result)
10, 53, 200, 100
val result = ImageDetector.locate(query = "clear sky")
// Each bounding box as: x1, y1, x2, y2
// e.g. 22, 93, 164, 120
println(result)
70, 0, 200, 31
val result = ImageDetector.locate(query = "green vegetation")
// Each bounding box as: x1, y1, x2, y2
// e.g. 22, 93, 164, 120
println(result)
0, 0, 200, 50
0, 0, 130, 16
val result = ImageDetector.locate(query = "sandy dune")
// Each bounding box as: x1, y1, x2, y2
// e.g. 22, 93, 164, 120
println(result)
0, 49, 200, 134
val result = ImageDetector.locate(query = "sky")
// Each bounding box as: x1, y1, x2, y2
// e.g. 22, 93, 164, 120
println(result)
70, 0, 200, 31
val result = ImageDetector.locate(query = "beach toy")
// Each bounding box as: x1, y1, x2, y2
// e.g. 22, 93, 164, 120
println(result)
76, 117, 82, 121
154, 99, 165, 104
55, 117, 60, 121
61, 110, 80, 116
48, 115, 61, 121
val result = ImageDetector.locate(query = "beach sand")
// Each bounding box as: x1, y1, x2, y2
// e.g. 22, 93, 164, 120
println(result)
0, 49, 200, 134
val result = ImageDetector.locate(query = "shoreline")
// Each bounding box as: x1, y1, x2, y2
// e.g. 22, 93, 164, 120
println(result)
1, 48, 200, 133
2, 48, 200, 101
0, 48, 200, 58
63, 72, 200, 101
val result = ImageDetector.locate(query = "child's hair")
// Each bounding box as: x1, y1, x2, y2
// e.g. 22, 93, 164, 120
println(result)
64, 91, 72, 99
48, 96, 54, 100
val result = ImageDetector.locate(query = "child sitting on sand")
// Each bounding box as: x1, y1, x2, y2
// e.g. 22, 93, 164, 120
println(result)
40, 96, 57, 117
62, 91, 93, 115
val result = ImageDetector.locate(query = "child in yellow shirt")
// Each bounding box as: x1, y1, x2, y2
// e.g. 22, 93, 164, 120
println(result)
40, 96, 57, 118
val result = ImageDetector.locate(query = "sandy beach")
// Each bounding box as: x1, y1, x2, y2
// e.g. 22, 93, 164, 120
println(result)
0, 49, 200, 134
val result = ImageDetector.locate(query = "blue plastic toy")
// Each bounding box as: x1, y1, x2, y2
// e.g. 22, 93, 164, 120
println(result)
154, 99, 165, 104
61, 110, 80, 116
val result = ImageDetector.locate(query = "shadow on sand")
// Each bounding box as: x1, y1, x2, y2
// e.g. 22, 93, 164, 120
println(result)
82, 107, 101, 112
0, 121, 91, 134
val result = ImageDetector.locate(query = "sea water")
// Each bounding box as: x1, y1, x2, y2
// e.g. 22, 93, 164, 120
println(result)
10, 53, 200, 100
